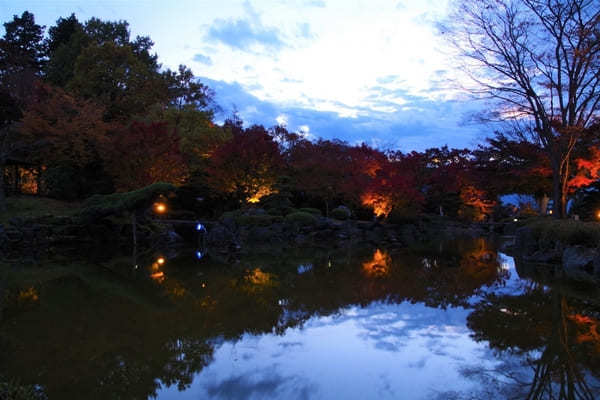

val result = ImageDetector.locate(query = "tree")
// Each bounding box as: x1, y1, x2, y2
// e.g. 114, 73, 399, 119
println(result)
68, 42, 168, 120
104, 121, 188, 191
205, 124, 283, 204
64, 17, 167, 121
45, 14, 87, 87
360, 156, 424, 218
0, 11, 46, 109
20, 82, 111, 167
18, 83, 116, 199
447, 0, 600, 218
288, 139, 351, 215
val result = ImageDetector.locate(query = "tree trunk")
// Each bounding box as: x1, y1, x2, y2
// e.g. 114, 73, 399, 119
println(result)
537, 194, 549, 215
0, 163, 6, 213
550, 153, 571, 219
551, 160, 563, 218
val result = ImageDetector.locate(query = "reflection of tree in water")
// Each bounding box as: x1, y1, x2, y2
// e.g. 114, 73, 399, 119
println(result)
0, 238, 506, 399
463, 285, 600, 399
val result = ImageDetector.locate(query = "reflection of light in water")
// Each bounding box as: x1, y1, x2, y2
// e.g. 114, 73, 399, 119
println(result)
150, 257, 166, 283
422, 258, 437, 269
151, 271, 165, 282
297, 264, 313, 274
246, 268, 273, 285
362, 249, 391, 277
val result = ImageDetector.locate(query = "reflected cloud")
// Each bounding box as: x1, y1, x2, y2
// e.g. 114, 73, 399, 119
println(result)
203, 367, 316, 400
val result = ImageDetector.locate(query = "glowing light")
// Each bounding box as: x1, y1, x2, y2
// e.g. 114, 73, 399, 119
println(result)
18, 287, 39, 303
361, 192, 392, 218
196, 250, 203, 260
157, 257, 165, 265
154, 202, 167, 213
513, 218, 518, 222
150, 271, 165, 282
246, 186, 276, 203
246, 268, 274, 285
596, 211, 600, 220
362, 249, 391, 277
196, 223, 206, 232
548, 210, 553, 215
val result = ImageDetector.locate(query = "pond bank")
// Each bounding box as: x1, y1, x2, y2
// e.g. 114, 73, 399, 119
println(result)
508, 217, 600, 285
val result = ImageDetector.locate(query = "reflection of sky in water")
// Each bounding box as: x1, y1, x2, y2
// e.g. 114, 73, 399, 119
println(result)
157, 302, 501, 400
469, 252, 531, 303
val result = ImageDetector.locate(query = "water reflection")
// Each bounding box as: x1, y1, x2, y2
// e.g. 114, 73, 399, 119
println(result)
362, 249, 391, 278
0, 238, 598, 399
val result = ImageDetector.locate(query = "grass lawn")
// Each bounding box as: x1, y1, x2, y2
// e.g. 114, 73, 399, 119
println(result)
0, 195, 82, 223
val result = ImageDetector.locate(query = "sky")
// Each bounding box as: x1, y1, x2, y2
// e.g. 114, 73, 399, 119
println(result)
1, 0, 495, 152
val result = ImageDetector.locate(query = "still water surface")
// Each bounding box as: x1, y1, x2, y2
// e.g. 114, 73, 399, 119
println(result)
1, 238, 599, 399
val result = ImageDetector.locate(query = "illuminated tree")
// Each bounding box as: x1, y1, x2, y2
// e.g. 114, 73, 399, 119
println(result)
205, 124, 283, 204
20, 82, 111, 167
104, 121, 188, 191
446, 0, 600, 218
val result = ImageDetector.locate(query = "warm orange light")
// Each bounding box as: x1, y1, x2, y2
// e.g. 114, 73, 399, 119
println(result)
362, 249, 391, 277
246, 268, 274, 285
150, 271, 165, 282
596, 210, 600, 220
18, 287, 39, 303
549, 210, 553, 215
157, 257, 165, 265
361, 192, 392, 217
246, 186, 276, 203
154, 202, 167, 213
568, 314, 600, 352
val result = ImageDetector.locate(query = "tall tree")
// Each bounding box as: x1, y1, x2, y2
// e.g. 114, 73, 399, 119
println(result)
45, 14, 87, 87
68, 42, 168, 120
0, 11, 46, 210
0, 11, 46, 106
446, 0, 600, 217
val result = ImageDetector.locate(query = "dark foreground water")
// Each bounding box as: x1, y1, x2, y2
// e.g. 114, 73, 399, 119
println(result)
1, 238, 599, 399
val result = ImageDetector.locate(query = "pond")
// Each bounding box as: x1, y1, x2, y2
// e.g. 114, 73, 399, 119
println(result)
1, 238, 599, 399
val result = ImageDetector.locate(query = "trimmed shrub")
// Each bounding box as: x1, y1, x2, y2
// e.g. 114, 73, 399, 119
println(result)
79, 182, 176, 221
331, 206, 351, 220
236, 215, 283, 227
285, 211, 318, 226
386, 206, 420, 225
299, 207, 322, 216
526, 217, 600, 248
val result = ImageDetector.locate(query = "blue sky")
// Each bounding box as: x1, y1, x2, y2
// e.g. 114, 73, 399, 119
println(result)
1, 0, 494, 152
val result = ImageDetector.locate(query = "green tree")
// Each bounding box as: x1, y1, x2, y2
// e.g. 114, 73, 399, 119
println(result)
0, 11, 46, 106
68, 42, 168, 120
0, 11, 46, 210
45, 13, 87, 87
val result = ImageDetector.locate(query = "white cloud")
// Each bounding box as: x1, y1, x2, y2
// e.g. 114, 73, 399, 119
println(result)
276, 114, 288, 126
